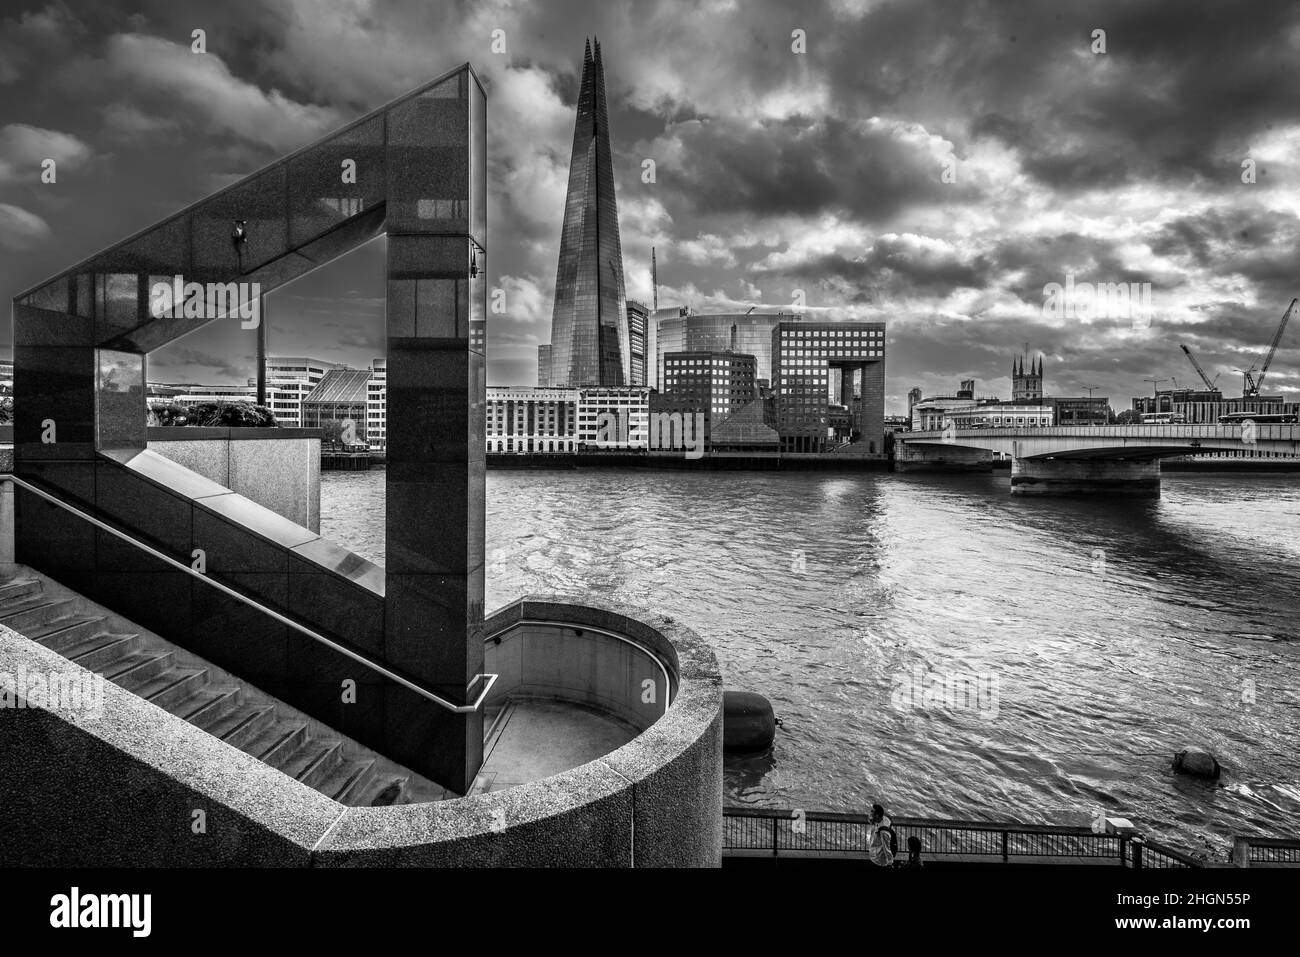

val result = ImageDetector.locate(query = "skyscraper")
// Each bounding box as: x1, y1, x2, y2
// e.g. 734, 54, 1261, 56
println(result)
546, 38, 629, 388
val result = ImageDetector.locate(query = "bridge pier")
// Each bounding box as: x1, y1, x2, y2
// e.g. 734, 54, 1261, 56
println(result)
1011, 457, 1160, 497
894, 442, 994, 472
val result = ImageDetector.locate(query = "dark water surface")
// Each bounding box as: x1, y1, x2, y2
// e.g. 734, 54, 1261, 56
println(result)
322, 467, 1300, 857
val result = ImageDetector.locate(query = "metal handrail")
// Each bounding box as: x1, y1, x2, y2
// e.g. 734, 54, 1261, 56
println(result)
7, 474, 496, 713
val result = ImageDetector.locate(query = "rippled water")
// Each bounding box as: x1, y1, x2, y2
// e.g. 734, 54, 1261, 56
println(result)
321, 467, 1300, 857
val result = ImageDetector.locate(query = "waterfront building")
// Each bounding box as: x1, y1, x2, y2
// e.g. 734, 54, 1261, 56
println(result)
627, 300, 650, 386
661, 351, 759, 434
944, 402, 1054, 428
367, 358, 387, 450
578, 386, 650, 450
771, 320, 886, 454
264, 356, 348, 428
545, 39, 629, 387
655, 310, 796, 390
708, 399, 781, 453
301, 368, 371, 445
487, 385, 579, 453
1132, 388, 1299, 424
1048, 395, 1110, 425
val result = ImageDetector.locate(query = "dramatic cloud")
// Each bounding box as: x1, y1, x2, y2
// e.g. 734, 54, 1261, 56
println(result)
1, 0, 1297, 408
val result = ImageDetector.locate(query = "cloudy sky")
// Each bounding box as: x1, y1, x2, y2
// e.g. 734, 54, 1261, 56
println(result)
2, 0, 1299, 412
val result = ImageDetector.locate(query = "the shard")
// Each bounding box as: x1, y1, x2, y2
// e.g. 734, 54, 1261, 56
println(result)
545, 37, 628, 387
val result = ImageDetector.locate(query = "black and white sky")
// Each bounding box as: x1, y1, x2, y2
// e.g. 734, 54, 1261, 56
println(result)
2, 0, 1299, 411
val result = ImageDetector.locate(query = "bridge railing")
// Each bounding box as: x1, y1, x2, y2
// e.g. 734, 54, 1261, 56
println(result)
723, 807, 1201, 867
1232, 835, 1300, 866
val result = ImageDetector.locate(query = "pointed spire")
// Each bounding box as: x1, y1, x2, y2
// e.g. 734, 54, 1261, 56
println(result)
584, 36, 592, 61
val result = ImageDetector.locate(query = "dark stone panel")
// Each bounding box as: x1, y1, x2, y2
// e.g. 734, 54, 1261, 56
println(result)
92, 568, 193, 645
288, 116, 385, 247
189, 574, 290, 688
12, 302, 94, 347
192, 166, 289, 276
12, 346, 96, 455
384, 463, 474, 576
384, 349, 473, 463
14, 488, 97, 573
193, 506, 289, 576
88, 214, 191, 278
281, 628, 387, 748
384, 573, 483, 691
94, 461, 193, 558
286, 553, 385, 657
382, 688, 482, 796
13, 459, 96, 507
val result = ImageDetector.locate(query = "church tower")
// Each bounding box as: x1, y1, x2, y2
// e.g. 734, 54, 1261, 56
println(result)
1013, 354, 1043, 403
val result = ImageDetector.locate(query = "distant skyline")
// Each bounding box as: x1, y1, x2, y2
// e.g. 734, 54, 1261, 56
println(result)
2, 0, 1299, 412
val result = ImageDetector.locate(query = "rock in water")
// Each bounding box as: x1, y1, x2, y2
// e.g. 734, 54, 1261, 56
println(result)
724, 691, 777, 752
1173, 748, 1221, 779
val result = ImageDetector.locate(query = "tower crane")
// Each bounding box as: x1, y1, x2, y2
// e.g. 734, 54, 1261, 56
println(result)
1179, 344, 1220, 391
1242, 298, 1296, 397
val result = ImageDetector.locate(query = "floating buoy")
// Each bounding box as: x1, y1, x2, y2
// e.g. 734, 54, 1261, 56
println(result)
1173, 748, 1221, 780
724, 691, 777, 752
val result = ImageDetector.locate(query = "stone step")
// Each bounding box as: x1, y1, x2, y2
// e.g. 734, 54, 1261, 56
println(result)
63, 632, 142, 671
284, 740, 344, 788
320, 758, 377, 804
245, 722, 309, 766
0, 578, 43, 603
0, 598, 77, 632
28, 616, 112, 652
207, 704, 277, 749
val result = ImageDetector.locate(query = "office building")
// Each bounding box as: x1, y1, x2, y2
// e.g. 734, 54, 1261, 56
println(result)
577, 386, 650, 450
627, 300, 650, 386
486, 386, 578, 453
655, 310, 796, 390
771, 320, 886, 454
367, 358, 387, 449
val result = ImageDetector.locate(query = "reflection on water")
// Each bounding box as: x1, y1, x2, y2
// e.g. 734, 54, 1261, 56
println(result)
322, 467, 1300, 857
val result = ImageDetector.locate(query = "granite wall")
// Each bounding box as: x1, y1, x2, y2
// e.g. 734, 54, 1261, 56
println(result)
147, 427, 322, 531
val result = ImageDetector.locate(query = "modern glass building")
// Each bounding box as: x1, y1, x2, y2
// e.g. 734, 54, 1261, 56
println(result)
655, 311, 799, 391
546, 38, 629, 388
301, 368, 372, 445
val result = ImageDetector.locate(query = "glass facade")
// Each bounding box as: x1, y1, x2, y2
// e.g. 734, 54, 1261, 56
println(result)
546, 39, 628, 388
655, 312, 795, 390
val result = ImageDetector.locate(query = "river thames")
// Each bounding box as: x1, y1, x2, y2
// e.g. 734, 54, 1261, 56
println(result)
322, 467, 1300, 859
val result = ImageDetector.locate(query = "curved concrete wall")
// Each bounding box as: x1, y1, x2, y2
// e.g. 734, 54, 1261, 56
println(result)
484, 609, 675, 730
316, 597, 724, 867
1, 596, 723, 867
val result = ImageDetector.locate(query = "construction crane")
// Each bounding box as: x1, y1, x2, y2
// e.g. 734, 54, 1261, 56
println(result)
1179, 344, 1220, 391
1242, 298, 1296, 397
1144, 376, 1169, 395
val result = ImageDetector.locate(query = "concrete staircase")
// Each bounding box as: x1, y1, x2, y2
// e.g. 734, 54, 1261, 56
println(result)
0, 571, 437, 807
